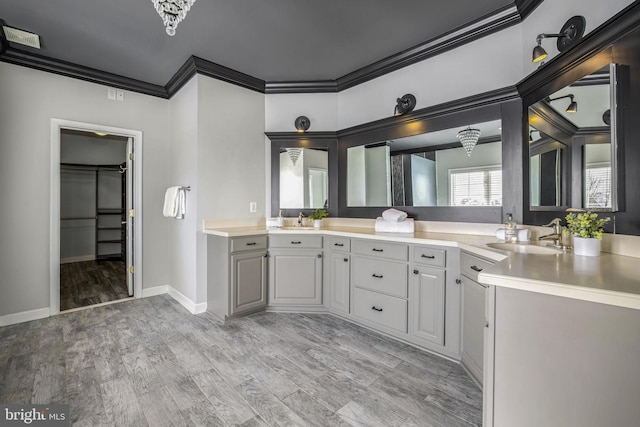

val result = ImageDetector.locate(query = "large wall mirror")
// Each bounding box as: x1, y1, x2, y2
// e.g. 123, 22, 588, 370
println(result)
267, 132, 338, 217
519, 4, 640, 235
346, 120, 502, 208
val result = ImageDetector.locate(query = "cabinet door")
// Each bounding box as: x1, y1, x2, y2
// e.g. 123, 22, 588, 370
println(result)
411, 267, 445, 346
328, 252, 350, 313
269, 251, 322, 305
231, 251, 267, 316
461, 275, 486, 385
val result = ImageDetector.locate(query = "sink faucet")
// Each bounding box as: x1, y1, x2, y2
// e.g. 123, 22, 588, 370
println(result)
297, 212, 305, 226
538, 218, 563, 246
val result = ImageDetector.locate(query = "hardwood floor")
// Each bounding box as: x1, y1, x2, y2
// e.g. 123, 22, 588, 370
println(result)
0, 295, 482, 426
60, 261, 129, 311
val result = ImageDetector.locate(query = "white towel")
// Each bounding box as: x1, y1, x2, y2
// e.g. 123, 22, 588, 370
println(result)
382, 208, 408, 222
495, 228, 530, 242
163, 186, 186, 219
375, 217, 415, 233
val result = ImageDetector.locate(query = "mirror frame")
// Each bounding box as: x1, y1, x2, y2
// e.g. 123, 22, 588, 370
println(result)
336, 89, 523, 222
267, 132, 338, 218
517, 1, 639, 231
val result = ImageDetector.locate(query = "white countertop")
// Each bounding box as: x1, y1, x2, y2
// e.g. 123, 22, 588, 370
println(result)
203, 224, 640, 310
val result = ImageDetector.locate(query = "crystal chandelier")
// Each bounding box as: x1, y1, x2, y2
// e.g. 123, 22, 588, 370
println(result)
286, 148, 302, 166
457, 127, 481, 156
151, 0, 196, 36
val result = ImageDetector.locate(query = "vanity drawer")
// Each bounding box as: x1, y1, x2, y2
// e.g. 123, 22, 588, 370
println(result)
413, 246, 446, 268
461, 252, 494, 282
325, 236, 351, 252
269, 235, 322, 249
353, 288, 407, 333
352, 239, 408, 262
230, 235, 268, 253
352, 256, 408, 298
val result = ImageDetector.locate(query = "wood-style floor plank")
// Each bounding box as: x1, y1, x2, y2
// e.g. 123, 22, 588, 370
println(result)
0, 295, 482, 426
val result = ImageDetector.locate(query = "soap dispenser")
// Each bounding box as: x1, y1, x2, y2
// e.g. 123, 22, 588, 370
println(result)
277, 210, 284, 227
504, 213, 517, 243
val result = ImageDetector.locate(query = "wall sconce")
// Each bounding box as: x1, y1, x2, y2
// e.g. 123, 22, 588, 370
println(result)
546, 94, 577, 113
393, 94, 416, 116
294, 116, 310, 133
532, 16, 586, 63
457, 126, 481, 156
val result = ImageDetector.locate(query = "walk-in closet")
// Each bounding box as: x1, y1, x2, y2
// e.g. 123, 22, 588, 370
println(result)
59, 129, 130, 311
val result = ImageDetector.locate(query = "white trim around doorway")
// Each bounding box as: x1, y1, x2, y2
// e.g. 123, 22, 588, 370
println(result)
50, 119, 144, 315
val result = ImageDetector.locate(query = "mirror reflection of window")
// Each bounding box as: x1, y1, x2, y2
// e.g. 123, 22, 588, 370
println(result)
280, 148, 328, 209
346, 120, 502, 207
584, 144, 612, 209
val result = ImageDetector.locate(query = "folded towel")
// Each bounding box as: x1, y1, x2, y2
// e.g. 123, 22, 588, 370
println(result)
495, 228, 531, 242
375, 217, 415, 233
381, 208, 408, 222
163, 186, 186, 219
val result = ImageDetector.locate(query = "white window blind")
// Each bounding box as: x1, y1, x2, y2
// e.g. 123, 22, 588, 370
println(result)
585, 164, 611, 208
449, 166, 502, 206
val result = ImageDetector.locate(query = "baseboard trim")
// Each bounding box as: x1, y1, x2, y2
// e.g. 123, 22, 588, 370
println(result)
60, 255, 96, 264
167, 286, 207, 314
142, 285, 169, 298
0, 307, 50, 327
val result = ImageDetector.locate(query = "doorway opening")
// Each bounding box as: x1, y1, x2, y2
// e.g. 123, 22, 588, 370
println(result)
50, 119, 143, 315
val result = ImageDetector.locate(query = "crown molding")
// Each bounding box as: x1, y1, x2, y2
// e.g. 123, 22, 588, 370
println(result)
0, 48, 168, 98
337, 86, 519, 138
514, 0, 544, 20
265, 81, 338, 94
189, 56, 265, 94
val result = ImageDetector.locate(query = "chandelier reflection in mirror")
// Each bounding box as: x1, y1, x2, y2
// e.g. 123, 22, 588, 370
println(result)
151, 0, 196, 36
457, 127, 481, 156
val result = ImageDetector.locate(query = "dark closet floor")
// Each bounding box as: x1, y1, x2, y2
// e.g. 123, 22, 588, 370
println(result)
60, 260, 129, 311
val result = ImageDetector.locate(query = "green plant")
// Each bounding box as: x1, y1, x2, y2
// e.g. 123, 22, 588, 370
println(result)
565, 211, 610, 239
310, 209, 328, 220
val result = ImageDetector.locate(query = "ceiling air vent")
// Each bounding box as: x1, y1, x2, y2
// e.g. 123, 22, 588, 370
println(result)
2, 26, 40, 49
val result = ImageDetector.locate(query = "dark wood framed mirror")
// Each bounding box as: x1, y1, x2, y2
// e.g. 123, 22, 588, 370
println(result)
517, 1, 640, 235
267, 132, 338, 218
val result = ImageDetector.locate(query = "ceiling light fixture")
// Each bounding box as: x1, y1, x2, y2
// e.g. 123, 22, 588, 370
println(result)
294, 116, 310, 133
457, 127, 481, 156
532, 16, 586, 63
547, 94, 578, 113
151, 0, 196, 36
393, 94, 416, 116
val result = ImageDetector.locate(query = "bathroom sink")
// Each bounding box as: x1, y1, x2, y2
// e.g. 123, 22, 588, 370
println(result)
486, 242, 563, 255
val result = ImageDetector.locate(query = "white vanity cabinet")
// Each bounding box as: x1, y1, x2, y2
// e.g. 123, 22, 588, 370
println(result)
410, 246, 447, 347
207, 234, 268, 322
323, 236, 351, 314
460, 251, 494, 385
351, 239, 409, 334
268, 234, 323, 308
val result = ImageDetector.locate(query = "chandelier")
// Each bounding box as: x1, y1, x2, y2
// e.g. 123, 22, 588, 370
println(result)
151, 0, 196, 36
457, 127, 481, 156
286, 148, 302, 166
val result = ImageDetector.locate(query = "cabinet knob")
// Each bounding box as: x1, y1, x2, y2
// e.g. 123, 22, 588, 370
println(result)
291, 241, 302, 245
334, 243, 344, 247
470, 265, 483, 272
372, 248, 383, 252
372, 274, 383, 279
343, 258, 348, 262
456, 278, 462, 284
246, 242, 257, 246
421, 254, 435, 259
413, 269, 419, 275
371, 306, 383, 312
485, 321, 490, 328
317, 254, 322, 258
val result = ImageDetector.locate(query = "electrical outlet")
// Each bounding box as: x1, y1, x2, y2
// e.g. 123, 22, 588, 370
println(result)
249, 202, 257, 213
107, 88, 116, 100
116, 90, 125, 101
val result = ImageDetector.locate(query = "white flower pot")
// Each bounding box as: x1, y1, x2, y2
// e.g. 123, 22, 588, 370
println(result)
313, 219, 322, 229
573, 236, 601, 257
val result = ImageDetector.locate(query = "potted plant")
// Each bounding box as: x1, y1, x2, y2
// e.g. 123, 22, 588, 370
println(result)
310, 208, 328, 228
565, 211, 610, 256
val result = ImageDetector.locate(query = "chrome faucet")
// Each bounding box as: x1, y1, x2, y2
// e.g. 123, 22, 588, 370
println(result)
538, 218, 563, 246
297, 212, 305, 226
